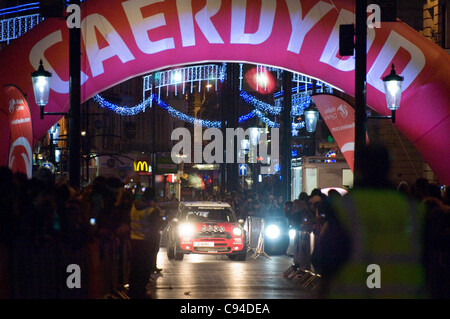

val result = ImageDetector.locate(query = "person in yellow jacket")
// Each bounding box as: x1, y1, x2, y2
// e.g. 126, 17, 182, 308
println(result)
128, 187, 161, 298
317, 143, 426, 299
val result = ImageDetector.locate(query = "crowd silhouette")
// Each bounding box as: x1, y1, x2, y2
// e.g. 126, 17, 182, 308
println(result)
0, 155, 449, 298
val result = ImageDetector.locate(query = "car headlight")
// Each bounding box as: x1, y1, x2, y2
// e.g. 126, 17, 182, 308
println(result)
232, 227, 242, 236
266, 225, 280, 239
179, 224, 194, 237
289, 229, 297, 240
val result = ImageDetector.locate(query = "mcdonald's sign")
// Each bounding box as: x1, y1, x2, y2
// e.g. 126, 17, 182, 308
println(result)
134, 160, 152, 174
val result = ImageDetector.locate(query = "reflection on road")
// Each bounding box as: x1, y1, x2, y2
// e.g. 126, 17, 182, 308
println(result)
148, 248, 312, 299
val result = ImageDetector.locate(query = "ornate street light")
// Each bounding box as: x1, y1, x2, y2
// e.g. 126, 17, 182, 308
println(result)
32, 59, 68, 120
304, 101, 319, 133
31, 59, 52, 118
382, 64, 404, 124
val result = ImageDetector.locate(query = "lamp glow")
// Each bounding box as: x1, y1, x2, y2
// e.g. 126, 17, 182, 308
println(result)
31, 59, 52, 107
303, 101, 319, 133
383, 64, 403, 111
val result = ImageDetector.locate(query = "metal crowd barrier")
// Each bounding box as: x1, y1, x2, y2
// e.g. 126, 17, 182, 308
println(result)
243, 217, 270, 260
2, 232, 131, 299
283, 230, 321, 291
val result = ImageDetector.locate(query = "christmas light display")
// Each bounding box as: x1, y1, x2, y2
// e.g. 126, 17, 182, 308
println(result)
93, 94, 153, 116
239, 90, 282, 115
152, 94, 221, 128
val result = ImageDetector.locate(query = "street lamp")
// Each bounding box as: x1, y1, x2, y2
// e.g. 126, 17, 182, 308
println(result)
31, 59, 52, 118
382, 64, 404, 124
303, 101, 319, 133
31, 59, 68, 120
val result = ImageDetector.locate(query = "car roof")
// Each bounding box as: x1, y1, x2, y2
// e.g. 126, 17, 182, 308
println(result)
180, 201, 231, 208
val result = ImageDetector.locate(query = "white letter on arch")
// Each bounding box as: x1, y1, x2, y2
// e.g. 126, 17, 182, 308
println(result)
177, 0, 224, 47
29, 30, 89, 94
320, 9, 375, 72
230, 0, 276, 44
367, 30, 426, 93
286, 0, 333, 54
81, 13, 135, 78
122, 0, 175, 54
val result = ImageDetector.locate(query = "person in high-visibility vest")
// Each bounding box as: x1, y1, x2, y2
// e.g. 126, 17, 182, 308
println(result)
319, 143, 426, 299
128, 187, 160, 298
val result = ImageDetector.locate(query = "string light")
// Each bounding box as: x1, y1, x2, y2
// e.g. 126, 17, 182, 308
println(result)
238, 110, 256, 123
93, 92, 279, 128
254, 110, 280, 128
93, 94, 153, 115
152, 94, 221, 128
239, 90, 282, 115
292, 122, 305, 130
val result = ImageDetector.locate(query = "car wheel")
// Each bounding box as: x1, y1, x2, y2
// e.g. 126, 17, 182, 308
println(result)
228, 254, 237, 260
235, 249, 247, 261
174, 244, 184, 261
167, 242, 175, 260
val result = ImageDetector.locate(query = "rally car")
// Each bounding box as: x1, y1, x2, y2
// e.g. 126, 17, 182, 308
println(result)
166, 202, 247, 261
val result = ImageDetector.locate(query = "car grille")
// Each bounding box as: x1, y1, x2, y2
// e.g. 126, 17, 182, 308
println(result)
194, 232, 232, 239
194, 247, 230, 252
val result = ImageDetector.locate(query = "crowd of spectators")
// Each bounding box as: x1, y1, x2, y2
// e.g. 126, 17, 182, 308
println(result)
1, 163, 449, 298
0, 167, 134, 299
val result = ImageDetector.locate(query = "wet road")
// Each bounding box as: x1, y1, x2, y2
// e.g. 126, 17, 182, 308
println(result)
148, 248, 313, 299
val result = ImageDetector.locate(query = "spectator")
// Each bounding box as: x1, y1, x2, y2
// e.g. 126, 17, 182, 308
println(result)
422, 196, 450, 298
427, 183, 442, 201
283, 200, 293, 219
324, 143, 426, 298
397, 181, 411, 197
412, 177, 429, 201
288, 199, 304, 229
298, 191, 308, 202
443, 187, 450, 207
128, 187, 160, 299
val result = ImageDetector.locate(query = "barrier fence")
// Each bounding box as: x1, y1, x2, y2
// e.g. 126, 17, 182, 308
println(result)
1, 232, 131, 299
283, 230, 321, 291
243, 217, 270, 260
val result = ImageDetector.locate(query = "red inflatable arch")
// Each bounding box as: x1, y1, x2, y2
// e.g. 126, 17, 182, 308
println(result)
1, 0, 449, 183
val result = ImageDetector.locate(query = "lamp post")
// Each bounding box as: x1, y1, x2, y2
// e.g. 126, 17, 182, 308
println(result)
68, 0, 81, 190
382, 64, 404, 124
32, 0, 81, 189
303, 101, 319, 133
31, 60, 63, 119
353, 0, 403, 188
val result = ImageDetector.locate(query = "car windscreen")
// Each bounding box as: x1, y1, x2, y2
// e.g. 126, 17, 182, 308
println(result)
181, 207, 235, 222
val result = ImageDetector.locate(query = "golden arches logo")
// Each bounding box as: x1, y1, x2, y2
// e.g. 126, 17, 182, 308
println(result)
134, 160, 151, 173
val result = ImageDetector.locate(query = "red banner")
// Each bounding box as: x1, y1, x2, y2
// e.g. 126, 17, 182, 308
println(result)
0, 0, 448, 183
5, 85, 34, 179
312, 95, 356, 171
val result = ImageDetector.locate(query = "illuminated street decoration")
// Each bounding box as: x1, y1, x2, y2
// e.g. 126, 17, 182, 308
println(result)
238, 110, 256, 123
0, 13, 42, 44
93, 94, 152, 116
153, 64, 222, 97
239, 90, 281, 115
152, 95, 221, 128
0, 2, 42, 44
